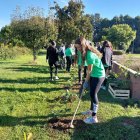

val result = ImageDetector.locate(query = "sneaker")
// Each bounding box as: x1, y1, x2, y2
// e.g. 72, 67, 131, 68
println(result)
83, 116, 98, 124
55, 76, 59, 80
49, 78, 54, 82
78, 81, 82, 85
81, 110, 92, 115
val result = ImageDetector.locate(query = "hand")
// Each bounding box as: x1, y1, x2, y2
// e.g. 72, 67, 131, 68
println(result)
83, 80, 89, 89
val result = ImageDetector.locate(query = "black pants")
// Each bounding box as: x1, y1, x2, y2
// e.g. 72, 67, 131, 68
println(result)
90, 77, 105, 110
66, 56, 72, 72
103, 67, 109, 86
49, 61, 58, 79
78, 66, 87, 82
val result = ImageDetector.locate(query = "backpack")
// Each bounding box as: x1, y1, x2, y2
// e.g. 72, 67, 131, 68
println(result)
58, 47, 65, 57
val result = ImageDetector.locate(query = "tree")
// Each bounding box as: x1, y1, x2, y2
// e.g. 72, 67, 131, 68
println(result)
0, 25, 12, 45
54, 1, 93, 44
11, 6, 56, 61
134, 16, 140, 53
102, 24, 136, 51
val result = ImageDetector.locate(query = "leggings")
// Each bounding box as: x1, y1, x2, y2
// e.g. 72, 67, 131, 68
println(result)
66, 56, 72, 72
103, 67, 109, 86
49, 61, 58, 79
90, 77, 105, 115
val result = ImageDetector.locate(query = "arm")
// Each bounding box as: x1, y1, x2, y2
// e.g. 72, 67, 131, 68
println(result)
85, 64, 93, 82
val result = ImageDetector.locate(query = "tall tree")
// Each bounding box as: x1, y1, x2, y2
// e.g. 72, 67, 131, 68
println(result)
54, 1, 93, 44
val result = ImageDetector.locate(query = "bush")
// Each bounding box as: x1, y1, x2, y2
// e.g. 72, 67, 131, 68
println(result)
0, 44, 31, 60
113, 50, 125, 55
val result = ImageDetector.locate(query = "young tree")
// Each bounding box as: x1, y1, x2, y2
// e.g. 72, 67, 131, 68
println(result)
102, 24, 136, 51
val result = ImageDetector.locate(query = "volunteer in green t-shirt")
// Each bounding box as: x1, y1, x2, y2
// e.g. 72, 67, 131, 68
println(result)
75, 37, 105, 124
65, 44, 73, 72
76, 48, 87, 84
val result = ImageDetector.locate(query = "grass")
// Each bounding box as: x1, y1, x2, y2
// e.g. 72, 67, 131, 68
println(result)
0, 54, 140, 140
113, 54, 140, 72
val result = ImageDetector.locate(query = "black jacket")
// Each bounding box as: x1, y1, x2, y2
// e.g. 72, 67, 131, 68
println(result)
46, 46, 58, 62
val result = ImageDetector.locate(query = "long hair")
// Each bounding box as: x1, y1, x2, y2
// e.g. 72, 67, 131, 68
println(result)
102, 40, 113, 51
75, 37, 102, 58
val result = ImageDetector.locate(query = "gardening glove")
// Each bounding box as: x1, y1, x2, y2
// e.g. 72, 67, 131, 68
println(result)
83, 80, 89, 89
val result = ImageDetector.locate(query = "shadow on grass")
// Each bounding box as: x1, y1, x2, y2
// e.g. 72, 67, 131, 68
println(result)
0, 62, 13, 64
0, 113, 73, 127
6, 65, 50, 74
71, 116, 140, 140
0, 76, 69, 85
5, 64, 69, 74
0, 115, 139, 139
0, 86, 64, 93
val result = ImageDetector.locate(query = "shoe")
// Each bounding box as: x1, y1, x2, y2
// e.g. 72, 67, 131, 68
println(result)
101, 86, 106, 90
81, 110, 92, 115
78, 81, 82, 85
49, 78, 54, 82
55, 76, 59, 80
83, 116, 98, 124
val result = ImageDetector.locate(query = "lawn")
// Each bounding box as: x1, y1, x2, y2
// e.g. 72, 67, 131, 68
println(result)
0, 54, 140, 140
113, 54, 140, 73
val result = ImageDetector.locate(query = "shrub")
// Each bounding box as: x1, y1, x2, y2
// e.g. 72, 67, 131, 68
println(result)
0, 44, 31, 60
113, 50, 125, 55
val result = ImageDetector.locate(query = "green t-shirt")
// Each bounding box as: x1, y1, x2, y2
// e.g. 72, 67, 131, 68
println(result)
86, 50, 105, 78
65, 47, 73, 56
77, 50, 87, 66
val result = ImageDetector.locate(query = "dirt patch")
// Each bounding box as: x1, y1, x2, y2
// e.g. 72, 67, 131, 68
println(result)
48, 117, 87, 132
64, 83, 81, 91
72, 84, 81, 91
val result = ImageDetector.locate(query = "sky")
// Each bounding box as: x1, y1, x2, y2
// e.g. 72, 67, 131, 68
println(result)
0, 0, 140, 29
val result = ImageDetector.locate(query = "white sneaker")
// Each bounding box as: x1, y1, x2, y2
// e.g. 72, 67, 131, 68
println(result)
55, 76, 59, 80
83, 116, 98, 124
81, 110, 92, 115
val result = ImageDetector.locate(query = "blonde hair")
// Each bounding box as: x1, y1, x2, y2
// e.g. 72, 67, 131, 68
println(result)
75, 36, 102, 58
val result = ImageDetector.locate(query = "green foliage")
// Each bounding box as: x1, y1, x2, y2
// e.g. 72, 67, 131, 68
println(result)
0, 44, 30, 60
113, 50, 125, 55
10, 6, 55, 61
102, 24, 136, 50
0, 25, 12, 44
54, 1, 93, 44
10, 38, 25, 47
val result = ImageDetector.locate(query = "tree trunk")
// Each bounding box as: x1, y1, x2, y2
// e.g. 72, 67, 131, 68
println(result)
33, 47, 37, 62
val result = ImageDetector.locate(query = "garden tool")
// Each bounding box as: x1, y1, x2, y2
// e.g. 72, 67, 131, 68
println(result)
69, 84, 85, 128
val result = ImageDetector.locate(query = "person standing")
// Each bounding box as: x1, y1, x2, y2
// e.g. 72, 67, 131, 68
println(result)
101, 40, 113, 89
46, 40, 59, 81
58, 43, 66, 69
76, 48, 87, 84
75, 37, 105, 124
65, 44, 73, 72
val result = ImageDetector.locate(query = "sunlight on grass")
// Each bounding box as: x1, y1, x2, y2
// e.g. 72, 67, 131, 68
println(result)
0, 54, 140, 140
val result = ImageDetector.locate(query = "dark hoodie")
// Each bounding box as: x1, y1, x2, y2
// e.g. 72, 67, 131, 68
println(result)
46, 41, 58, 63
